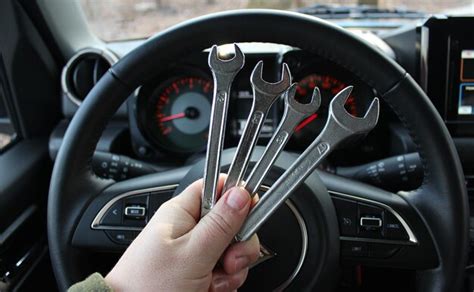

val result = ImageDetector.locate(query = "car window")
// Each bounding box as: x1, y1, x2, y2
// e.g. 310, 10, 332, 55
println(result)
78, 0, 474, 42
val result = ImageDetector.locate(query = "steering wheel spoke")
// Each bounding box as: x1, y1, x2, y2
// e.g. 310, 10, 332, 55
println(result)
320, 171, 438, 270
71, 167, 188, 250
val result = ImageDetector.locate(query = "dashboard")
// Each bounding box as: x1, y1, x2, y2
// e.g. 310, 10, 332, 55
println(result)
51, 16, 474, 196
128, 46, 385, 168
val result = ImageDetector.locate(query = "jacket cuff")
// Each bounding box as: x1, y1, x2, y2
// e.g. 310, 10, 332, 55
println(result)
68, 272, 113, 292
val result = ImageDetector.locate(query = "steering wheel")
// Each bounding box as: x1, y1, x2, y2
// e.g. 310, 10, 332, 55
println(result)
48, 10, 468, 291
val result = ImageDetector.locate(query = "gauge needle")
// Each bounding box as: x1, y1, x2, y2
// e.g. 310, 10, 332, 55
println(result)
295, 113, 318, 132
160, 112, 186, 122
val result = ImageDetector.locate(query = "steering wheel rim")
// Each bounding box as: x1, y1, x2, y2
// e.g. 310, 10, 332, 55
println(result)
48, 9, 468, 291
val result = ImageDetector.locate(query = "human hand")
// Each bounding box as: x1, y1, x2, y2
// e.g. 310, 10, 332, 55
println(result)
105, 176, 260, 291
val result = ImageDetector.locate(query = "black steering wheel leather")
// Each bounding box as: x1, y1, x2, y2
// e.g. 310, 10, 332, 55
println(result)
48, 10, 468, 291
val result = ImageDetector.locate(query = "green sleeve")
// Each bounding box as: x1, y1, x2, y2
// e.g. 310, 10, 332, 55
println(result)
68, 273, 114, 292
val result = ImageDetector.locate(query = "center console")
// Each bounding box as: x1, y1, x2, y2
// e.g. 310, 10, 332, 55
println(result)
420, 16, 474, 136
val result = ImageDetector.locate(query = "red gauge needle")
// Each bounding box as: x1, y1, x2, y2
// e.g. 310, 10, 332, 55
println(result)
160, 112, 186, 122
295, 113, 318, 132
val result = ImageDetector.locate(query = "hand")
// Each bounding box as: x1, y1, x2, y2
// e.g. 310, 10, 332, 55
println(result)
105, 176, 260, 291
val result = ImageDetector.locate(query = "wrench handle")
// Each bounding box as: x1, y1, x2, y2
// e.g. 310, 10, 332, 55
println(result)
223, 110, 266, 194
245, 130, 289, 196
201, 88, 230, 217
236, 134, 332, 241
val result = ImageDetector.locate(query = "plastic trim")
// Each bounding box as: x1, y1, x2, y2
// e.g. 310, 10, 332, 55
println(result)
91, 184, 177, 230
329, 190, 418, 245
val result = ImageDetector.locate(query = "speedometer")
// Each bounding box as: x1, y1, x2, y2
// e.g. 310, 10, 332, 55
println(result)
142, 76, 213, 154
291, 74, 358, 148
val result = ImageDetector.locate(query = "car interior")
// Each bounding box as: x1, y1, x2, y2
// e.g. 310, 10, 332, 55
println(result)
1, 0, 473, 291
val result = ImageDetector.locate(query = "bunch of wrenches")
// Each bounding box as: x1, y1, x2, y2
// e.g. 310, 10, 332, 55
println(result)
201, 44, 380, 242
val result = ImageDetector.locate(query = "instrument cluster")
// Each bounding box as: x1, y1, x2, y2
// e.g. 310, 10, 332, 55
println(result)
133, 49, 379, 164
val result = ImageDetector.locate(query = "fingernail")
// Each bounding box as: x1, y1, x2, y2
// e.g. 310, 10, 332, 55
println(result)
213, 278, 229, 292
235, 256, 250, 271
226, 187, 249, 210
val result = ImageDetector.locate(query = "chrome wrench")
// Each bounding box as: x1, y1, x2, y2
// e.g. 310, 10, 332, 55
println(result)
244, 83, 321, 196
237, 86, 380, 241
201, 44, 245, 217
222, 61, 291, 193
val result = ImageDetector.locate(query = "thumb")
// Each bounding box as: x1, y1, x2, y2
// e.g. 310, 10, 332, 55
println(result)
189, 187, 251, 265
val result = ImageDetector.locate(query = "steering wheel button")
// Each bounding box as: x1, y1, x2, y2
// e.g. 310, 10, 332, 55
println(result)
124, 206, 146, 219
341, 241, 368, 257
149, 191, 173, 218
384, 212, 409, 240
360, 217, 382, 228
332, 197, 358, 236
358, 203, 383, 238
368, 243, 400, 258
100, 201, 123, 226
105, 230, 139, 245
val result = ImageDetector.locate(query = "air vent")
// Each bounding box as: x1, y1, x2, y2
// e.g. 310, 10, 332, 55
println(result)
61, 48, 118, 106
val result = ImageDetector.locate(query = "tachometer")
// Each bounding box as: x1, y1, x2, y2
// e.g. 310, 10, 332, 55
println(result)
143, 76, 213, 154
291, 74, 358, 148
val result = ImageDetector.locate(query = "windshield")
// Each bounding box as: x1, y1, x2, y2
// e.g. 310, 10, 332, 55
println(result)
79, 0, 474, 41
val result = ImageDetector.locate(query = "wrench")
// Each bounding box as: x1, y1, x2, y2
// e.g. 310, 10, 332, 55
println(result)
244, 83, 321, 196
237, 86, 380, 241
222, 61, 291, 194
201, 44, 244, 217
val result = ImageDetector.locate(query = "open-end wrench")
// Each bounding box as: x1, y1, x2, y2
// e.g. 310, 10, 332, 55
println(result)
244, 84, 321, 196
222, 61, 291, 194
237, 86, 380, 241
201, 44, 244, 217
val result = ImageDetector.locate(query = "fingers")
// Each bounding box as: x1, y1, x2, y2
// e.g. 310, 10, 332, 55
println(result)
164, 174, 228, 223
222, 234, 260, 274
210, 268, 249, 292
149, 175, 229, 239
190, 186, 251, 264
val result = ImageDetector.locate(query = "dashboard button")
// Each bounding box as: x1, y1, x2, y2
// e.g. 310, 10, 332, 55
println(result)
384, 212, 409, 240
100, 201, 123, 226
332, 197, 358, 236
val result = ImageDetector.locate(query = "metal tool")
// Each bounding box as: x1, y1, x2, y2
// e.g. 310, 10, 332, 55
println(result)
222, 61, 291, 194
237, 86, 380, 241
244, 84, 321, 196
201, 44, 244, 217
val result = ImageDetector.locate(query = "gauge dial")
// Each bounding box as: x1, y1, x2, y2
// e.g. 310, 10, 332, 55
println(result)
145, 76, 212, 154
292, 74, 358, 148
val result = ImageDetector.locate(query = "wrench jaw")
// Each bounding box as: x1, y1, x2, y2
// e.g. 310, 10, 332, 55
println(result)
286, 84, 322, 115
251, 61, 292, 104
208, 44, 245, 74
328, 86, 380, 136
